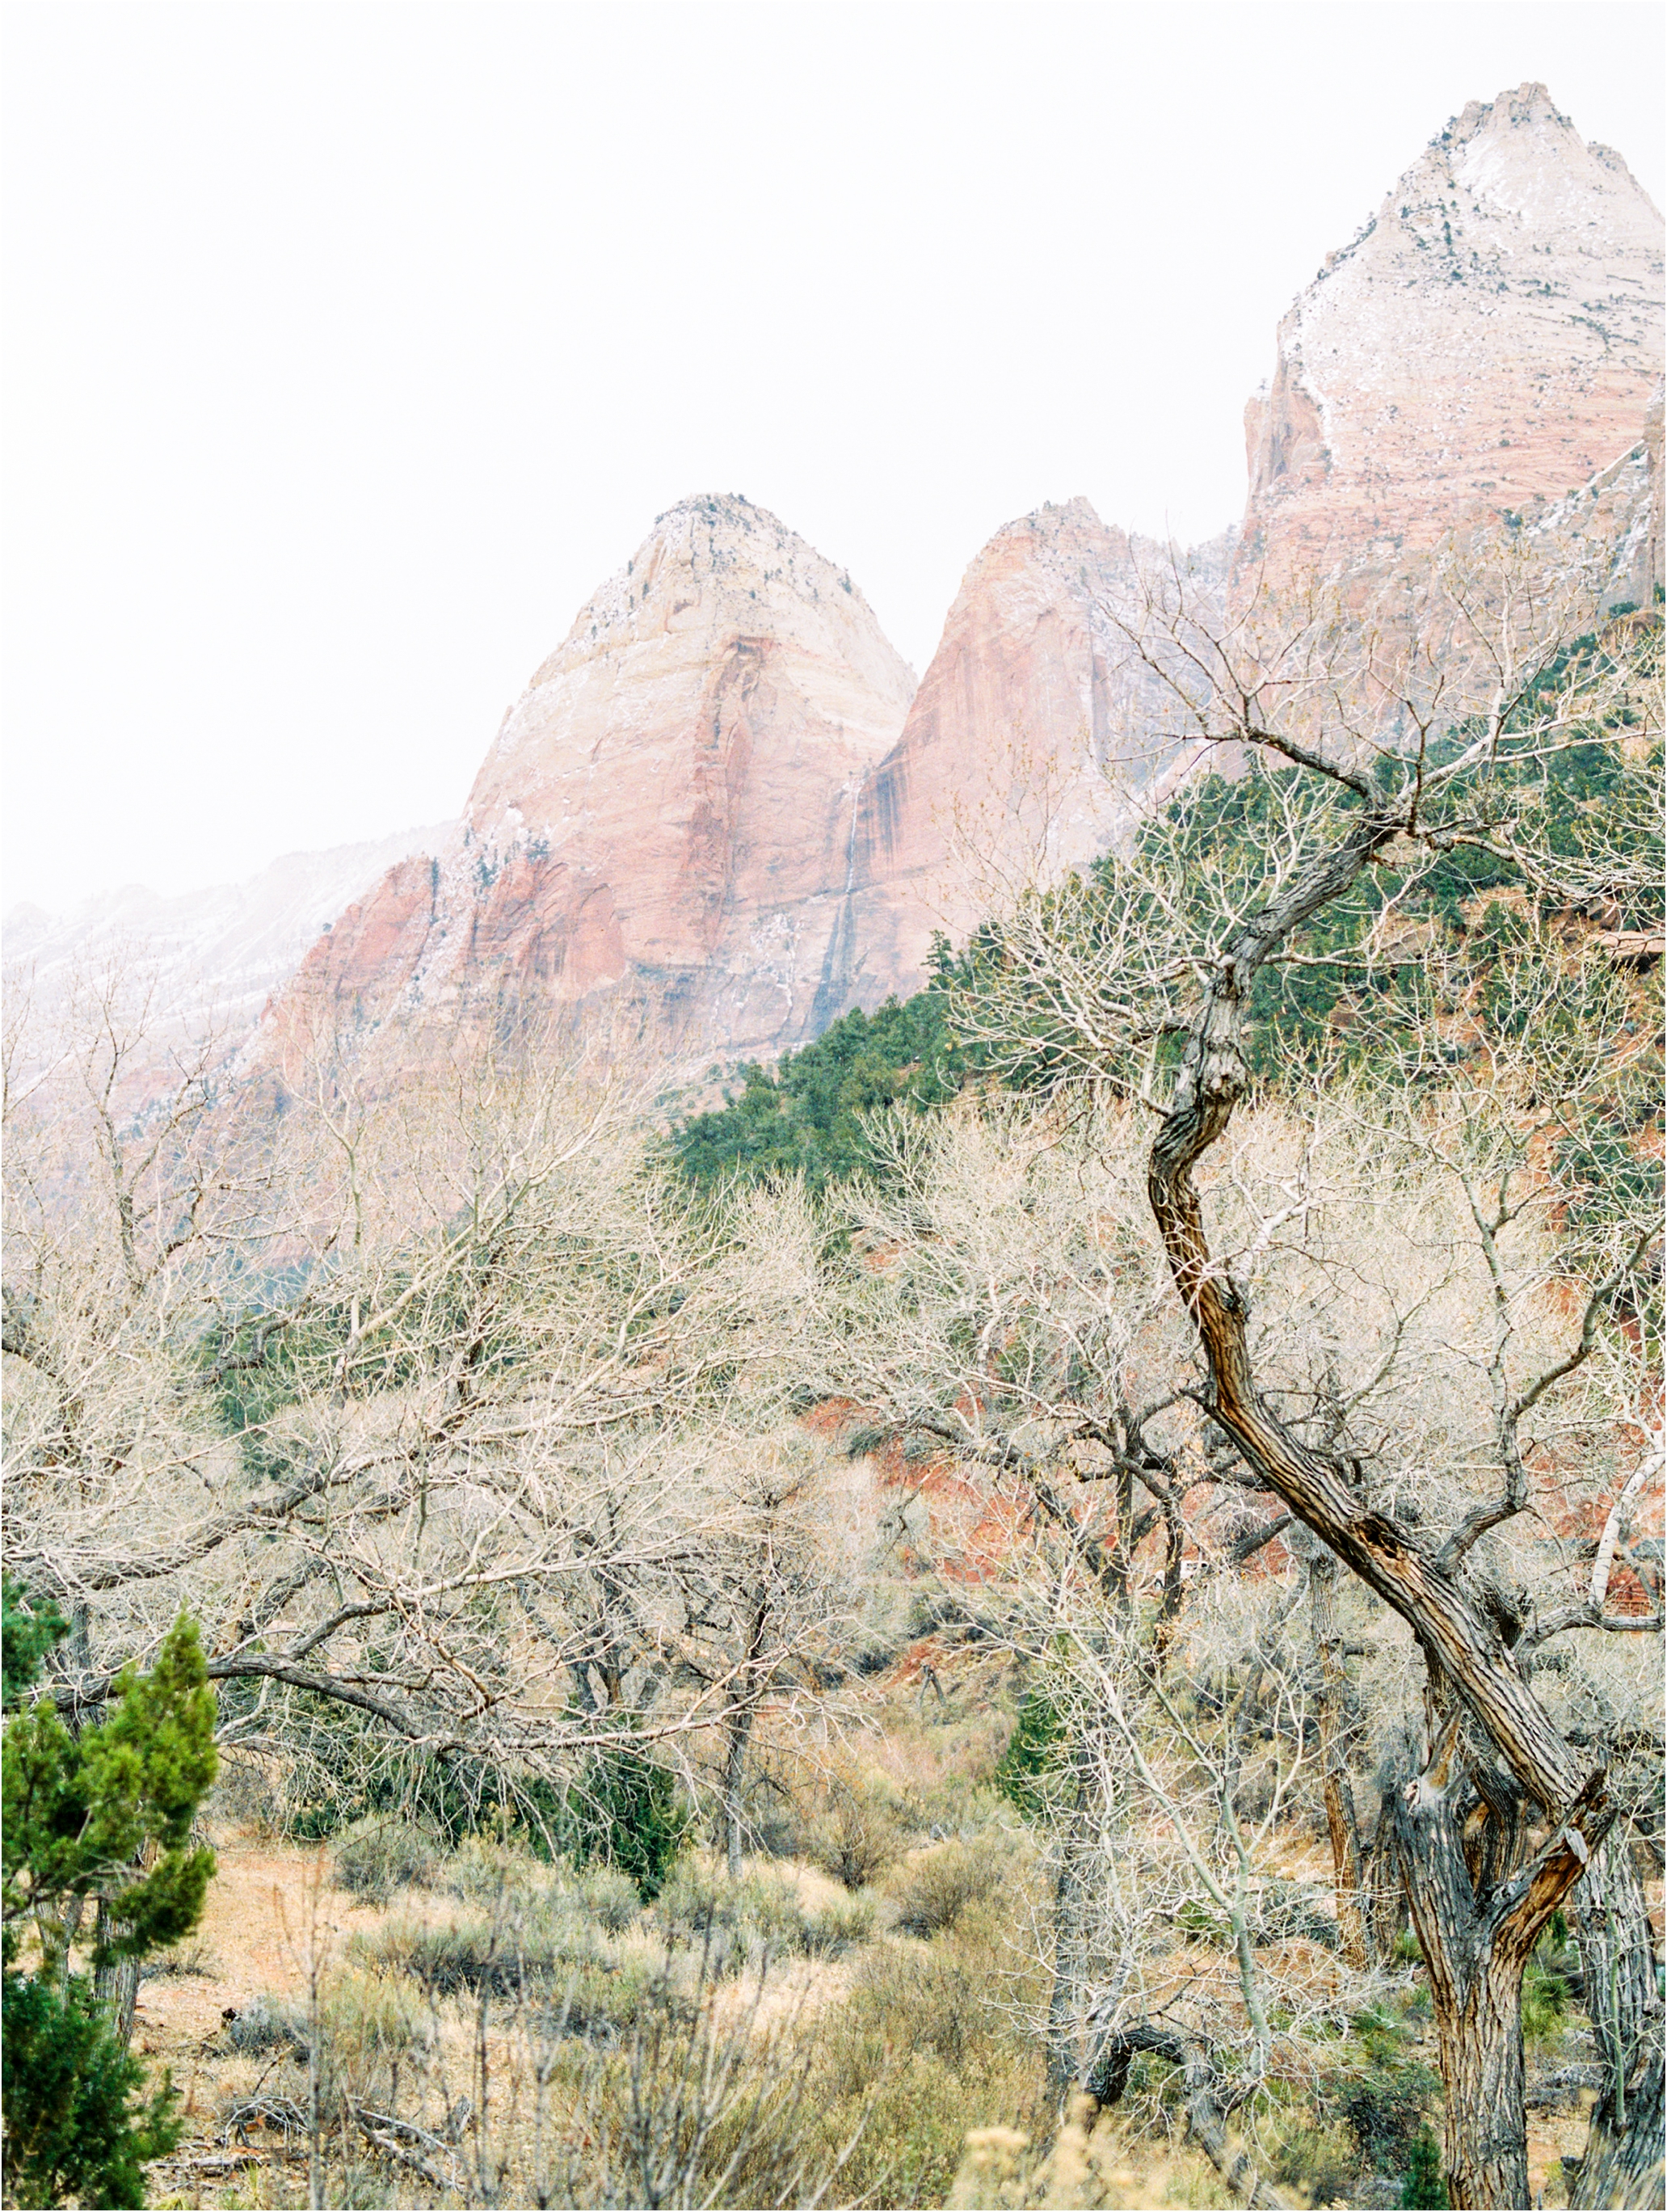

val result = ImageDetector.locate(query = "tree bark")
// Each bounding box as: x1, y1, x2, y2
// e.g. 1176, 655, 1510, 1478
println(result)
92, 1898, 141, 2050
720, 1586, 773, 1879
1429, 1957, 1534, 2211
1568, 1832, 1666, 2210
1393, 1714, 1614, 2209
1046, 1748, 1095, 2091
720, 1704, 753, 1880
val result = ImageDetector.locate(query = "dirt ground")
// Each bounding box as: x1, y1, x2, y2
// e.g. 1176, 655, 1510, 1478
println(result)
137, 1838, 375, 2052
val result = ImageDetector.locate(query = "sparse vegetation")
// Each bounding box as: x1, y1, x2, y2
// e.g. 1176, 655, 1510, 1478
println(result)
2, 537, 1661, 2207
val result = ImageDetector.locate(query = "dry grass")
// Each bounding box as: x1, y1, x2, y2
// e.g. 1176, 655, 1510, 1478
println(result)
885, 1835, 1011, 1937
134, 1817, 1069, 2209
126, 1782, 1617, 2208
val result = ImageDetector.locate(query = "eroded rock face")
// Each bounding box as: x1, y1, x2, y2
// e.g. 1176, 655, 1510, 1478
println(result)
1240, 83, 1663, 579
278, 496, 916, 1057
844, 500, 1231, 1004
273, 83, 1662, 1065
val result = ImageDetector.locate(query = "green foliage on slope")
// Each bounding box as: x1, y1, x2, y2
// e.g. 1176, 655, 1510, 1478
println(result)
992, 1687, 1068, 1825
672, 987, 965, 1192
670, 672, 1661, 1205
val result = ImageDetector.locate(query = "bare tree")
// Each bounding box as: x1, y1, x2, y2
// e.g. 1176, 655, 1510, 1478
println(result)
3, 985, 851, 1970
936, 531, 1663, 2207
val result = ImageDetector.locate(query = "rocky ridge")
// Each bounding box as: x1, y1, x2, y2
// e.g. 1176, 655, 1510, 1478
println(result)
844, 501, 1234, 1004
4, 824, 452, 1062
1240, 82, 1662, 579
276, 497, 916, 1059
39, 82, 1660, 1072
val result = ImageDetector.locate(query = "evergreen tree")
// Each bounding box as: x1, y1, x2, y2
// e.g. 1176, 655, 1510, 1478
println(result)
1400, 2124, 1450, 2209
570, 1744, 688, 1900
2, 1579, 218, 2209
993, 1687, 1067, 1824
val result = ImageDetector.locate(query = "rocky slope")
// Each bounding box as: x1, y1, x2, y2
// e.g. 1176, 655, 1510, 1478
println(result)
242, 83, 1667, 1064
275, 498, 916, 1059
1240, 82, 1662, 579
844, 501, 1232, 1003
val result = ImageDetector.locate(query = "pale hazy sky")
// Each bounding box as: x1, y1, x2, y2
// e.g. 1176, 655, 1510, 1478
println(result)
3, 1, 1663, 915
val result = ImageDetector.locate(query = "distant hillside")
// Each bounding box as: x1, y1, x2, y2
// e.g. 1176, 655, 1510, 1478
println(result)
3, 822, 453, 1063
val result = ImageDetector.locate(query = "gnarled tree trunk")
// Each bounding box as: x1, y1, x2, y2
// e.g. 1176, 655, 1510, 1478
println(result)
1393, 1710, 1614, 2209
1569, 1831, 1666, 2210
1139, 815, 1623, 2207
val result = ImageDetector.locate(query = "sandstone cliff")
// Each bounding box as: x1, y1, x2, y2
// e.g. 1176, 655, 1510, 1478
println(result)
1240, 82, 1663, 579
276, 497, 916, 1059
844, 500, 1232, 1004
2, 822, 453, 1091
266, 82, 1663, 1064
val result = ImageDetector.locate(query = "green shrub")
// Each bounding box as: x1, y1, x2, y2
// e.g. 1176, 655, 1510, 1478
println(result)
1400, 2124, 1449, 2208
655, 1861, 874, 1965
2, 1584, 217, 2210
2, 1604, 218, 1961
994, 1687, 1067, 1822
801, 1770, 907, 1891
1522, 1923, 1579, 2044
357, 1907, 595, 1996
567, 1746, 688, 1900
2, 1579, 67, 1706
252, 1683, 564, 1848
672, 991, 964, 1194
1, 1970, 183, 2210
1269, 2114, 1358, 2206
1334, 2032, 1443, 2176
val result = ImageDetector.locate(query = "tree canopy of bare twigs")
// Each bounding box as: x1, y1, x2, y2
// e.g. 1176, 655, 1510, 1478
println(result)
2, 997, 857, 1851
806, 531, 1662, 2210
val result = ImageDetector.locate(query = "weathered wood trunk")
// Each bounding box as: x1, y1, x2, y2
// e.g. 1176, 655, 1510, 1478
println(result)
720, 1704, 752, 1880
91, 1898, 141, 2050
1394, 1717, 1613, 2210
1569, 1833, 1666, 2210
719, 1587, 775, 1878
1430, 1958, 1534, 2210
1046, 1750, 1095, 2091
